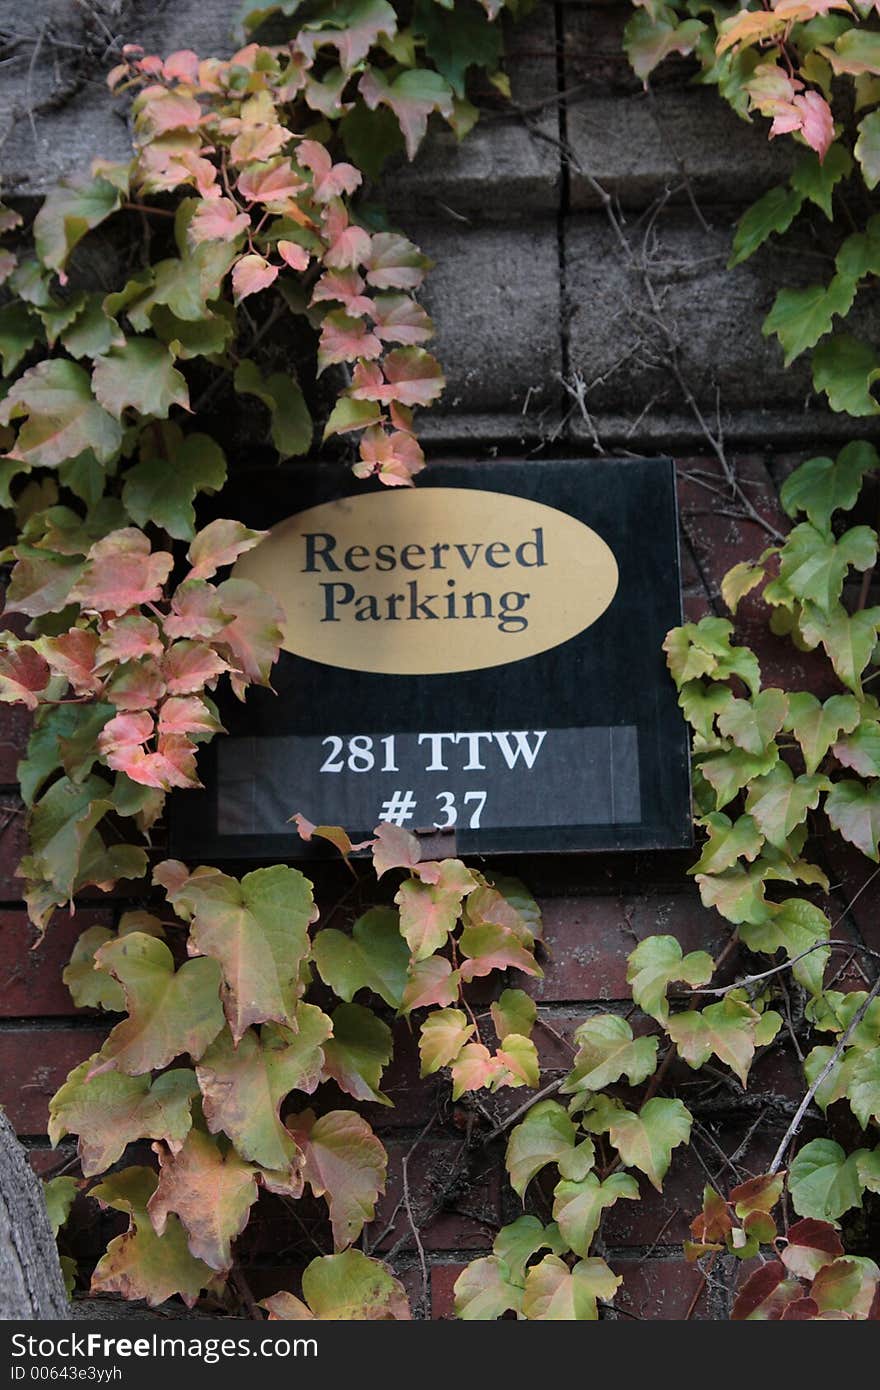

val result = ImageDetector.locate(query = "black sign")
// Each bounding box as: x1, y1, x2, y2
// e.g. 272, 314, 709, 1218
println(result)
170, 458, 691, 859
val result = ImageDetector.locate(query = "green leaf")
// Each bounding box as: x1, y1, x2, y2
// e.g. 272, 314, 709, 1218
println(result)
699, 745, 779, 810
582, 1096, 692, 1191
62, 923, 124, 1011
552, 1171, 639, 1258
339, 102, 406, 180
740, 898, 831, 998
359, 65, 455, 159
94, 932, 225, 1075
265, 1250, 410, 1320
848, 1049, 880, 1129
492, 1216, 567, 1284
784, 691, 861, 774
677, 681, 734, 740
812, 334, 880, 416
788, 1138, 872, 1222
453, 1255, 523, 1319
623, 8, 705, 82
836, 215, 880, 280
667, 996, 765, 1087
322, 1001, 393, 1106
716, 688, 788, 755
34, 175, 123, 274
763, 274, 855, 366
418, 1007, 474, 1075
312, 907, 409, 1009
855, 110, 880, 189
780, 441, 878, 534
775, 523, 876, 614
729, 186, 803, 268
664, 618, 760, 694
61, 296, 125, 360
626, 934, 714, 1024
826, 779, 880, 860
122, 432, 226, 540
832, 718, 880, 776
0, 303, 40, 376
289, 1108, 387, 1250
48, 1059, 198, 1176
44, 1175, 78, 1236
0, 359, 122, 468
92, 340, 190, 420
233, 359, 312, 458
790, 143, 853, 218
27, 774, 114, 898
522, 1254, 620, 1320
561, 1014, 658, 1093
491, 987, 537, 1041
505, 1099, 583, 1199
744, 762, 829, 849
157, 862, 315, 1042
413, 0, 502, 98
196, 1007, 332, 1169
690, 813, 763, 876
91, 1166, 212, 1309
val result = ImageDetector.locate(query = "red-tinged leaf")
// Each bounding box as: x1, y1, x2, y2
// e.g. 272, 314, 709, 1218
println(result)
41, 629, 101, 694
372, 822, 421, 877
3, 551, 84, 619
353, 425, 425, 486
69, 529, 173, 615
237, 161, 306, 207
781, 1218, 845, 1279
163, 49, 200, 82
451, 1042, 506, 1099
262, 1250, 410, 1321
311, 269, 373, 316
690, 1186, 733, 1244
230, 123, 293, 166
288, 1109, 387, 1250
163, 640, 231, 695
118, 733, 202, 791
0, 359, 122, 468
163, 583, 224, 642
187, 519, 266, 581
322, 203, 372, 270
730, 1171, 785, 1218
299, 0, 398, 71
732, 1261, 801, 1319
292, 813, 373, 860
395, 874, 466, 962
149, 1128, 258, 1272
400, 955, 460, 1013
359, 67, 454, 160
210, 577, 283, 694
98, 709, 154, 761
297, 139, 362, 201
90, 1166, 214, 1309
419, 1008, 475, 1075
771, 90, 835, 162
0, 249, 16, 286
49, 1060, 198, 1176
457, 919, 542, 983
95, 615, 163, 668
158, 695, 222, 736
371, 294, 432, 345
133, 85, 203, 137
318, 310, 382, 372
0, 642, 51, 709
232, 253, 279, 302
92, 339, 190, 420
187, 197, 250, 247
366, 232, 431, 291
91, 932, 225, 1076
104, 658, 166, 711
350, 349, 445, 408
781, 1297, 820, 1320
279, 239, 310, 272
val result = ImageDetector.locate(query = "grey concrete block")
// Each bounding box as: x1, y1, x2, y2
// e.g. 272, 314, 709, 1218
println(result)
412, 218, 562, 428
563, 209, 880, 451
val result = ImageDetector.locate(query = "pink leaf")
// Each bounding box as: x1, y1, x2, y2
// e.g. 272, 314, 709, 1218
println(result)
278, 240, 310, 272
237, 161, 307, 207
187, 519, 266, 582
310, 270, 373, 317
318, 311, 383, 372
371, 294, 433, 345
232, 254, 279, 302
0, 642, 51, 709
297, 140, 362, 202
350, 349, 445, 408
163, 641, 231, 695
322, 203, 372, 270
42, 629, 101, 694
157, 695, 223, 736
353, 426, 424, 486
188, 197, 250, 246
95, 616, 164, 669
70, 529, 173, 616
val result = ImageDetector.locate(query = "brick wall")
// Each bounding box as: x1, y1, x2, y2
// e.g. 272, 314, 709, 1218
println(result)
2, 0, 879, 1320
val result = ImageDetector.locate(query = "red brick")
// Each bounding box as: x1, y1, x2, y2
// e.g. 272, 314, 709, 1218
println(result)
0, 795, 28, 899
0, 908, 114, 1016
0, 703, 31, 785
613, 1256, 712, 1319
27, 1145, 75, 1176
0, 1027, 107, 1133
373, 1137, 501, 1252
431, 1263, 467, 1319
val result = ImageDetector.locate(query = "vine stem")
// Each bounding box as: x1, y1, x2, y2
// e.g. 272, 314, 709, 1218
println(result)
688, 938, 880, 996
767, 972, 880, 1175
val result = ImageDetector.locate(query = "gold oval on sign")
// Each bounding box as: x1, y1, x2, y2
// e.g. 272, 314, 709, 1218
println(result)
233, 487, 619, 675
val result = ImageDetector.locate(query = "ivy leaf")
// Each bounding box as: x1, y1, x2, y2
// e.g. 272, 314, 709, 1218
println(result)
0, 303, 40, 376
70, 528, 173, 615
0, 642, 51, 709
763, 274, 855, 365
798, 602, 880, 696
667, 997, 766, 1087
717, 688, 788, 754
856, 109, 880, 188
149, 1128, 258, 1272
418, 1007, 474, 1075
350, 348, 445, 407
584, 1096, 693, 1192
781, 1218, 844, 1280
848, 1050, 880, 1129
34, 174, 123, 275
491, 988, 537, 1041
833, 718, 880, 776
561, 1014, 658, 1093
289, 1108, 387, 1250
505, 1100, 583, 1199
496, 1033, 540, 1089
400, 955, 459, 1013
780, 442, 878, 533
395, 864, 473, 961
92, 340, 190, 420
729, 186, 803, 267
232, 254, 279, 302
365, 232, 431, 291
233, 359, 312, 459
312, 907, 409, 1009
663, 617, 760, 694
745, 763, 829, 849
413, 0, 502, 98
623, 8, 705, 82
196, 1007, 332, 1170
122, 432, 226, 541
359, 66, 454, 158
62, 923, 124, 1010
263, 1250, 410, 1321
452, 1255, 523, 1319
826, 779, 880, 859
775, 523, 876, 614
521, 1254, 620, 1321
812, 334, 880, 416
322, 1001, 393, 1106
741, 898, 831, 998
732, 1261, 801, 1320
91, 932, 225, 1075
457, 917, 542, 982
785, 691, 861, 774
26, 773, 116, 899
690, 813, 763, 876
788, 1138, 872, 1222
156, 862, 315, 1042
62, 296, 126, 360
44, 1176, 78, 1237
552, 1172, 639, 1258
626, 934, 714, 1024
48, 1060, 198, 1177
677, 681, 734, 739
187, 518, 266, 581
492, 1216, 567, 1284
0, 359, 122, 467
90, 1167, 213, 1308
791, 144, 853, 218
